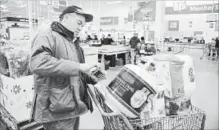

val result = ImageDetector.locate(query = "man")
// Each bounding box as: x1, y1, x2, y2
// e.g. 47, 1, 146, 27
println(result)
200, 37, 205, 44
129, 33, 140, 64
100, 34, 105, 45
129, 33, 140, 49
30, 5, 98, 130
215, 37, 219, 57
103, 34, 114, 45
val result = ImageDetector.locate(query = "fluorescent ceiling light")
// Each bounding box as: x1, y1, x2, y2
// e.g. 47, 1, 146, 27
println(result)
106, 1, 122, 5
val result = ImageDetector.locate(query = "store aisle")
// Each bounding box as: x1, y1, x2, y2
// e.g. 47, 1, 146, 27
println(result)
191, 59, 219, 129
80, 50, 219, 129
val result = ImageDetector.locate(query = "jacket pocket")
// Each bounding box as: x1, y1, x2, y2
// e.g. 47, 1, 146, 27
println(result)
49, 86, 75, 113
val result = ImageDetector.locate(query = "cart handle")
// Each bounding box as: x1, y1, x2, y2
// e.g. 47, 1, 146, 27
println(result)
87, 85, 121, 117
87, 85, 134, 130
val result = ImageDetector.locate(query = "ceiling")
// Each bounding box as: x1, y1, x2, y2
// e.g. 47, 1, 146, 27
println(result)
1, 0, 218, 20
0, 0, 139, 19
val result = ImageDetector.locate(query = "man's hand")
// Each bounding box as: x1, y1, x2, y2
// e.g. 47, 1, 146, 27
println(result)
79, 63, 96, 73
79, 63, 102, 73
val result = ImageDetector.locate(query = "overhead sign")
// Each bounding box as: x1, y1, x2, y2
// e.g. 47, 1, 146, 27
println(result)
165, 3, 219, 15
100, 17, 118, 25
53, 0, 66, 12
168, 20, 179, 31
134, 1, 156, 21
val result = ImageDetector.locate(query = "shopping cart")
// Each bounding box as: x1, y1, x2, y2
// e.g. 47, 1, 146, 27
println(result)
87, 85, 206, 130
200, 43, 218, 60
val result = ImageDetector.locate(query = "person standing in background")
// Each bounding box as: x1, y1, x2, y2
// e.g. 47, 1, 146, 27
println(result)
215, 37, 219, 58
86, 35, 93, 42
100, 34, 105, 45
129, 33, 140, 64
30, 5, 99, 130
121, 36, 126, 45
93, 35, 98, 41
140, 37, 145, 50
209, 38, 217, 60
200, 37, 205, 44
103, 34, 114, 45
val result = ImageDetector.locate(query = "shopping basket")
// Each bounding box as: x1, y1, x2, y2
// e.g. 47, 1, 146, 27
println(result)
87, 85, 206, 130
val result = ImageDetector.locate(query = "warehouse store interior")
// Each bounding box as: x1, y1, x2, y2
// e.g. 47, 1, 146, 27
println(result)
0, 0, 219, 130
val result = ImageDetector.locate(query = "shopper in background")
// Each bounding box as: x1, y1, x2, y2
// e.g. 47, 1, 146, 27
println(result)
86, 35, 93, 42
100, 34, 105, 44
121, 36, 126, 45
200, 37, 205, 44
30, 5, 99, 130
208, 38, 217, 59
129, 33, 140, 64
140, 37, 145, 50
215, 37, 219, 57
107, 34, 114, 43
103, 34, 114, 45
93, 35, 98, 41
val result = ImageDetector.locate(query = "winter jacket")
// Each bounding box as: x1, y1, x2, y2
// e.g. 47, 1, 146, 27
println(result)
30, 22, 94, 123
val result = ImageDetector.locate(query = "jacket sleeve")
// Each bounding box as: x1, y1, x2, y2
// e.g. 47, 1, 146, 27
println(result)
30, 35, 80, 77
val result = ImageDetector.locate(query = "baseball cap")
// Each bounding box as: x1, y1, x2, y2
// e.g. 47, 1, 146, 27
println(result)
59, 5, 93, 22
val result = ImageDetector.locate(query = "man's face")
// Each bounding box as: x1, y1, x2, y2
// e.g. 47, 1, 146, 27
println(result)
63, 13, 86, 34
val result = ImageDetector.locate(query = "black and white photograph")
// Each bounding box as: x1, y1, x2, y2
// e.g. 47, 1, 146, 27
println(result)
0, 0, 219, 130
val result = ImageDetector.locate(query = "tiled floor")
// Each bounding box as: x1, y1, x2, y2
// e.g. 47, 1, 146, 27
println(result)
80, 49, 219, 129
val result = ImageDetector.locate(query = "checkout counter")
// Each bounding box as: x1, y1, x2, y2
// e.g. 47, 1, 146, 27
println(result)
82, 41, 131, 69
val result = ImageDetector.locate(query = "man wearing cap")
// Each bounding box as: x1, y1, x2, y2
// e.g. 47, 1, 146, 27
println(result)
30, 5, 97, 130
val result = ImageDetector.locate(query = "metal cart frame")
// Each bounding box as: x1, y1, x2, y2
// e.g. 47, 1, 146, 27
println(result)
87, 85, 206, 130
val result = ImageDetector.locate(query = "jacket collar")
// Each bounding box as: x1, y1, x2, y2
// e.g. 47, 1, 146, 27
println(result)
51, 21, 74, 42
